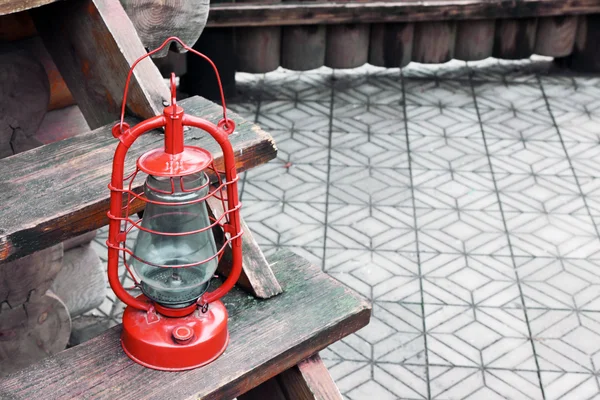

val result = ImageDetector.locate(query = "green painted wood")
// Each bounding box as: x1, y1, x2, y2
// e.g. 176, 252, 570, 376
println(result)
0, 95, 277, 264
1, 250, 372, 400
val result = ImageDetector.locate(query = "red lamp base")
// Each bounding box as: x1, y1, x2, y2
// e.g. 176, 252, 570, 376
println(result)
121, 297, 229, 371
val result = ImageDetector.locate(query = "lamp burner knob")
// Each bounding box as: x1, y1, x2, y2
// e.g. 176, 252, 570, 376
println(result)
172, 325, 194, 344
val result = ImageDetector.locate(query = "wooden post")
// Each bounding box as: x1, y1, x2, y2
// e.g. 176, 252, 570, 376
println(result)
369, 23, 414, 68
535, 16, 579, 57
493, 18, 538, 59
0, 47, 49, 158
239, 353, 343, 400
0, 291, 71, 377
455, 20, 495, 61
413, 21, 457, 63
181, 0, 236, 101
281, 0, 326, 71
119, 0, 210, 58
30, 0, 170, 129
50, 244, 105, 318
558, 15, 600, 72
0, 245, 69, 377
236, 0, 282, 73
325, 24, 370, 69
208, 195, 282, 299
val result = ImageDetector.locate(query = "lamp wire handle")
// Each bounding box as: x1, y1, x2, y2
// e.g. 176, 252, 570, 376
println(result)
117, 36, 231, 135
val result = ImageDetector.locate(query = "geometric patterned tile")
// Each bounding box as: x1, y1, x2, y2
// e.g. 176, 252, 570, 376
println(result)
424, 305, 535, 370
326, 204, 416, 252
332, 103, 405, 135
541, 372, 600, 400
242, 200, 325, 247
486, 139, 572, 175
411, 169, 498, 211
227, 101, 257, 122
563, 141, 600, 178
324, 249, 420, 302
428, 367, 544, 399
243, 162, 328, 203
333, 74, 403, 105
503, 213, 600, 258
416, 209, 510, 256
577, 175, 600, 216
404, 79, 475, 108
408, 136, 490, 172
494, 174, 586, 214
263, 71, 332, 102
529, 309, 600, 373
268, 129, 329, 164
474, 83, 547, 115
328, 166, 412, 206
330, 132, 408, 168
257, 100, 331, 132
516, 258, 600, 310
421, 254, 520, 307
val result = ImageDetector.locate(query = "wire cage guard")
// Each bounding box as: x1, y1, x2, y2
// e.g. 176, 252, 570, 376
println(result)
106, 36, 243, 315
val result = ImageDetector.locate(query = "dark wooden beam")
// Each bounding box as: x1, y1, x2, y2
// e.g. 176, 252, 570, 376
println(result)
30, 0, 169, 129
209, 195, 283, 299
0, 96, 277, 264
1, 251, 371, 400
206, 0, 600, 27
244, 354, 343, 400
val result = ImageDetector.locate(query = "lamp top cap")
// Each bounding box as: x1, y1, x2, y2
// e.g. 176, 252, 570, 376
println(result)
137, 146, 214, 177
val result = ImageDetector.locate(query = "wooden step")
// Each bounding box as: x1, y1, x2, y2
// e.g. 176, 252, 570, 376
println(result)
0, 95, 277, 264
2, 250, 371, 400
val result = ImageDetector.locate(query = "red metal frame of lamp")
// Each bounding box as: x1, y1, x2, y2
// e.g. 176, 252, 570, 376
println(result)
106, 37, 243, 371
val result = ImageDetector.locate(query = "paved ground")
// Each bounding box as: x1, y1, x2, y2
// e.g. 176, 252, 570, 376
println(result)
91, 57, 600, 399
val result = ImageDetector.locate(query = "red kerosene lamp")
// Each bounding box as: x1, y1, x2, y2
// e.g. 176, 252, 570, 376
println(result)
106, 37, 242, 371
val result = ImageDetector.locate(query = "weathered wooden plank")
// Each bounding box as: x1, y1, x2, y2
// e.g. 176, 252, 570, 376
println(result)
1, 250, 372, 400
0, 0, 61, 16
208, 195, 283, 299
281, 0, 326, 71
30, 0, 169, 130
493, 18, 538, 59
325, 24, 370, 69
0, 96, 277, 264
535, 15, 578, 57
278, 354, 343, 399
559, 14, 600, 72
413, 21, 456, 63
455, 19, 495, 60
369, 23, 414, 68
236, 0, 281, 73
181, 0, 237, 101
206, 0, 600, 27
